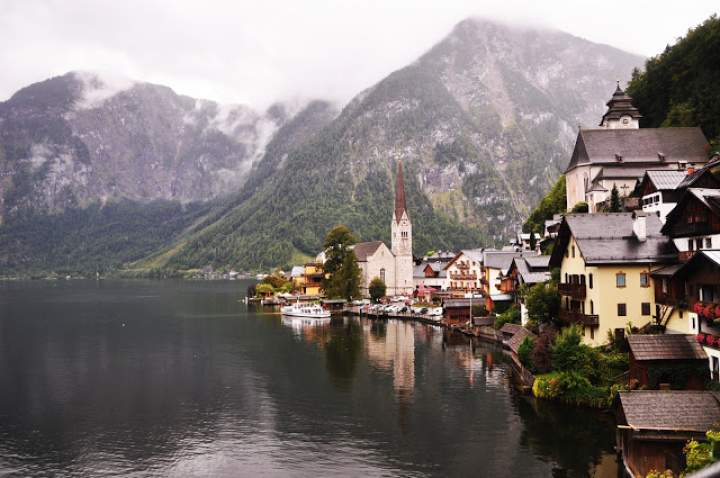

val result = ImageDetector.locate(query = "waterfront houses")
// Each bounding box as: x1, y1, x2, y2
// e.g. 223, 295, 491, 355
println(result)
482, 250, 521, 311
413, 251, 454, 290
627, 334, 708, 390
550, 212, 676, 346
503, 255, 551, 325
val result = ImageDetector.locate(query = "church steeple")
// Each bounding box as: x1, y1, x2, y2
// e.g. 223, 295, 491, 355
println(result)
599, 80, 642, 129
394, 160, 408, 223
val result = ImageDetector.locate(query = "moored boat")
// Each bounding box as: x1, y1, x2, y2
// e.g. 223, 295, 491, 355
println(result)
281, 302, 331, 319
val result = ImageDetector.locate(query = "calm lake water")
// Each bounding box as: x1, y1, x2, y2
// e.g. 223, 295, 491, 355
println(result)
0, 280, 618, 477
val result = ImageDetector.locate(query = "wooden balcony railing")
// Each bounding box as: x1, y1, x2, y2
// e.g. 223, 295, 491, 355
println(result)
671, 222, 713, 238
558, 282, 586, 299
559, 309, 599, 326
450, 273, 477, 280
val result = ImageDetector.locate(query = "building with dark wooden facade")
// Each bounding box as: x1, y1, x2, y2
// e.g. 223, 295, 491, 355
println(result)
627, 334, 708, 390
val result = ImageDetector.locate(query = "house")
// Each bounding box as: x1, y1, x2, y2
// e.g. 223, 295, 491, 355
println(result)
627, 334, 708, 390
661, 188, 720, 262
301, 262, 325, 296
652, 251, 720, 381
564, 83, 709, 212
543, 214, 563, 239
353, 161, 414, 297
503, 255, 551, 325
634, 169, 690, 222
413, 261, 448, 290
499, 323, 524, 345
290, 265, 305, 290
444, 249, 484, 295
482, 250, 521, 311
442, 298, 474, 322
550, 212, 676, 346
615, 391, 720, 477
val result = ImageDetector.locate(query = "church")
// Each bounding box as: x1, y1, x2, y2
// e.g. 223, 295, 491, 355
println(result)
564, 82, 709, 212
353, 161, 415, 297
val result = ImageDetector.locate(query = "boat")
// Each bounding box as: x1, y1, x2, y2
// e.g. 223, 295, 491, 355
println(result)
281, 302, 331, 319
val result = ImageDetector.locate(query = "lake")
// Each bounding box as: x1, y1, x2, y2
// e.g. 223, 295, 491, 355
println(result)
0, 280, 618, 477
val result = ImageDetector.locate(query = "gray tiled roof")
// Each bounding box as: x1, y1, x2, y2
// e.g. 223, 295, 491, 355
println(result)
512, 257, 550, 284
352, 241, 384, 261
499, 323, 523, 336
508, 327, 536, 355
628, 334, 707, 361
524, 255, 551, 269
619, 391, 720, 432
484, 251, 521, 273
566, 127, 709, 172
563, 213, 676, 264
645, 169, 689, 191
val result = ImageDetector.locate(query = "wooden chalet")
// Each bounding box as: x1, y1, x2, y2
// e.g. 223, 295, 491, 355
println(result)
627, 334, 708, 390
616, 391, 720, 477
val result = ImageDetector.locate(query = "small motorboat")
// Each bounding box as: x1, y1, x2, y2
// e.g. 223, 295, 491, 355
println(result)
281, 302, 331, 319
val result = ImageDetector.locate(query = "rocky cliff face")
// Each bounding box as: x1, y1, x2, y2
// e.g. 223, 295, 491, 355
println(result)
0, 71, 329, 220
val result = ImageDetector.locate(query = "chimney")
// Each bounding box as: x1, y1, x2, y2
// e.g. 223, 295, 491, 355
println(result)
632, 211, 647, 242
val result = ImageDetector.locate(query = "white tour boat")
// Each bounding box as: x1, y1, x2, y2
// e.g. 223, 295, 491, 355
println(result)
281, 302, 331, 319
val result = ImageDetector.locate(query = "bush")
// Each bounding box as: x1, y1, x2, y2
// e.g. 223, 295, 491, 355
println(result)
494, 305, 520, 329
571, 201, 589, 213
518, 336, 534, 369
533, 371, 612, 408
369, 277, 386, 303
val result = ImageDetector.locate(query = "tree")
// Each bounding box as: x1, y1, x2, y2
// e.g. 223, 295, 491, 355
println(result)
322, 225, 361, 300
529, 231, 537, 251
518, 336, 534, 369
255, 283, 274, 296
524, 282, 560, 325
571, 201, 589, 213
524, 175, 567, 234
368, 277, 386, 302
531, 329, 556, 374
551, 325, 592, 373
609, 184, 622, 212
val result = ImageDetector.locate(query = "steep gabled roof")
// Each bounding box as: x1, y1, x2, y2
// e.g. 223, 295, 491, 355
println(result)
483, 251, 521, 273
565, 127, 709, 173
628, 334, 707, 361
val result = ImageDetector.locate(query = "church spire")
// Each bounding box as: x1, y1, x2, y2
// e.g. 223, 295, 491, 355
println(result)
394, 160, 407, 223
599, 80, 642, 128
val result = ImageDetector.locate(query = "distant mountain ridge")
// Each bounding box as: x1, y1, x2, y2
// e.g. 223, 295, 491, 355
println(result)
0, 18, 645, 274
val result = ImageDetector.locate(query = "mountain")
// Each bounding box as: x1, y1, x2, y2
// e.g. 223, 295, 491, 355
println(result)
146, 18, 644, 272
0, 19, 645, 275
0, 71, 335, 220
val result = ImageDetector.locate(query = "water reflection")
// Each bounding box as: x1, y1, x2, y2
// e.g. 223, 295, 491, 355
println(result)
0, 280, 618, 477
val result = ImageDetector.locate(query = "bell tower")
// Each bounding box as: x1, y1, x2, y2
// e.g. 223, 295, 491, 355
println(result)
599, 81, 642, 129
391, 160, 413, 294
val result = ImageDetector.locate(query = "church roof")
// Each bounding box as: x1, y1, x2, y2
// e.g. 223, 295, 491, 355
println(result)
394, 160, 408, 223
565, 127, 709, 173
600, 82, 643, 126
352, 241, 385, 262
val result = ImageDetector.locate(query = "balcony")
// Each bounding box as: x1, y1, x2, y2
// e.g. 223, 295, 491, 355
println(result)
559, 309, 599, 326
671, 221, 713, 238
450, 273, 477, 281
558, 282, 586, 299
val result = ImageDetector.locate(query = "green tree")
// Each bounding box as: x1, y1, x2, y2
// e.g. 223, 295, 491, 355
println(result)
609, 184, 622, 212
322, 225, 358, 278
529, 231, 537, 251
255, 283, 274, 296
551, 325, 592, 373
571, 201, 589, 213
524, 282, 560, 325
518, 336, 534, 369
368, 277, 386, 302
524, 175, 567, 234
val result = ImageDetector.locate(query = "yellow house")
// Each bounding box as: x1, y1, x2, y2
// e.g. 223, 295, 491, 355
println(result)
302, 262, 325, 296
550, 212, 676, 346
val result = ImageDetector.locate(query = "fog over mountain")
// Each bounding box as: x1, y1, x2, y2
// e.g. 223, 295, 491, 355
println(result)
0, 18, 644, 274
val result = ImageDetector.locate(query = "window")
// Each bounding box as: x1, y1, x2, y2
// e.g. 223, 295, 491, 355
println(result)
564, 273, 568, 283
380, 268, 386, 282
640, 272, 649, 288
641, 303, 651, 316
706, 238, 713, 249
590, 328, 594, 340
588, 273, 593, 289
618, 303, 627, 316
692, 315, 696, 330
662, 278, 668, 294
616, 272, 626, 288
689, 239, 695, 252
590, 300, 594, 314
697, 238, 703, 250
565, 248, 569, 258
571, 246, 575, 258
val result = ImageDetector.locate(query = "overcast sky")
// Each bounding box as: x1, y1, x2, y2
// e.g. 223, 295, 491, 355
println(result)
1, 0, 718, 109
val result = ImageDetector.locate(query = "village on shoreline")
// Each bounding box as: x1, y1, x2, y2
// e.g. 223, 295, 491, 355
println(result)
251, 84, 720, 478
